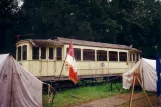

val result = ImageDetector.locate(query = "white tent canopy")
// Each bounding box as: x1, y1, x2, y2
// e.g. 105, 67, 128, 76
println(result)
0, 54, 42, 107
123, 58, 157, 92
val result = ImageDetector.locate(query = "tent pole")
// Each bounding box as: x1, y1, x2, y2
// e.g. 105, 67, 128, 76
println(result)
136, 76, 153, 107
129, 73, 136, 107
116, 88, 123, 98
142, 68, 144, 89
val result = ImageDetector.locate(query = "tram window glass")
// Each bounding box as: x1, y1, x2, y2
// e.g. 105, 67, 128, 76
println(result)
49, 48, 54, 59
130, 53, 132, 61
136, 53, 139, 61
57, 47, 62, 60
138, 54, 140, 60
18, 46, 21, 60
133, 54, 135, 61
109, 51, 118, 61
97, 50, 107, 61
119, 52, 127, 61
32, 47, 39, 60
83, 49, 95, 61
22, 45, 27, 60
74, 48, 81, 60
66, 48, 81, 60
41, 47, 46, 59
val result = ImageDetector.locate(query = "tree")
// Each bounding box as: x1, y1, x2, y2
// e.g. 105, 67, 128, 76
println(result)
0, 0, 161, 58
0, 0, 19, 55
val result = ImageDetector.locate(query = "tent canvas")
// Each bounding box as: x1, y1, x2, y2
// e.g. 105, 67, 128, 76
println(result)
123, 58, 159, 92
0, 54, 42, 107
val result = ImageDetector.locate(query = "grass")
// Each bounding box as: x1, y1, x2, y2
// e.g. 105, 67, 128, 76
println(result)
44, 82, 128, 107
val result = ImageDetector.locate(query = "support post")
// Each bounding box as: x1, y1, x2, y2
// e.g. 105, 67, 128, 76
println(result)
129, 72, 153, 107
129, 73, 136, 107
142, 68, 144, 89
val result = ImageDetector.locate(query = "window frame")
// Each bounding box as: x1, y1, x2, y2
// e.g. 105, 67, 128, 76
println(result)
83, 49, 95, 61
129, 53, 132, 61
109, 51, 118, 61
119, 52, 127, 62
66, 48, 81, 61
136, 53, 140, 61
56, 47, 62, 60
133, 53, 135, 62
22, 45, 27, 60
32, 47, 39, 60
49, 47, 54, 60
97, 50, 107, 61
18, 46, 22, 61
41, 47, 46, 59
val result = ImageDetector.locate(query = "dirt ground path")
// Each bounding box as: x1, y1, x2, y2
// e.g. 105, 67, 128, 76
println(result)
73, 92, 161, 107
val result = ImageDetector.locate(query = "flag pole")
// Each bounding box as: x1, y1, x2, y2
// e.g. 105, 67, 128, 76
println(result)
58, 53, 68, 80
58, 41, 78, 84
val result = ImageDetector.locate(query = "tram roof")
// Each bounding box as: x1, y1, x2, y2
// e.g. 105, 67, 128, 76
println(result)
17, 37, 141, 52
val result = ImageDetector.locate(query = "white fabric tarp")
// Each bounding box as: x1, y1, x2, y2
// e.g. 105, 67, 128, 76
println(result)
0, 54, 42, 107
123, 59, 141, 89
123, 58, 157, 92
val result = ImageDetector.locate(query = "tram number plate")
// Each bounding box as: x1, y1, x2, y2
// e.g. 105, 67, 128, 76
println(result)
100, 63, 105, 67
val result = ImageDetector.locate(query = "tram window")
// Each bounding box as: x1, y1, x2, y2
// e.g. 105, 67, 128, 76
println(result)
56, 47, 62, 60
138, 54, 140, 60
49, 48, 54, 59
119, 52, 127, 61
18, 46, 21, 60
32, 47, 39, 60
66, 48, 81, 60
97, 50, 107, 61
74, 48, 81, 60
130, 53, 132, 61
109, 51, 118, 61
136, 53, 139, 61
22, 45, 27, 60
133, 54, 135, 61
41, 47, 46, 59
83, 49, 95, 61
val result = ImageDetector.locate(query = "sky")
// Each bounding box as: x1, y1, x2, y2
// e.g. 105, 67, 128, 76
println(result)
17, 0, 24, 7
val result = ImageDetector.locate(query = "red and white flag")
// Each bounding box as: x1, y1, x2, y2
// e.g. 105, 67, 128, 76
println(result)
66, 42, 78, 84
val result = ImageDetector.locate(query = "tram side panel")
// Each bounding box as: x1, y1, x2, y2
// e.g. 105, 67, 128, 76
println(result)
108, 62, 129, 74
77, 61, 95, 76
73, 61, 110, 77
28, 60, 56, 77
54, 61, 66, 77
94, 61, 109, 75
29, 60, 41, 76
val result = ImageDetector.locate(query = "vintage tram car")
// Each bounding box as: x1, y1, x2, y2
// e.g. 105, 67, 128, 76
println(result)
16, 37, 141, 81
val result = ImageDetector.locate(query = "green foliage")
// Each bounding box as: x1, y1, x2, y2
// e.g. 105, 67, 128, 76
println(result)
77, 79, 106, 86
0, 0, 20, 56
0, 0, 161, 58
